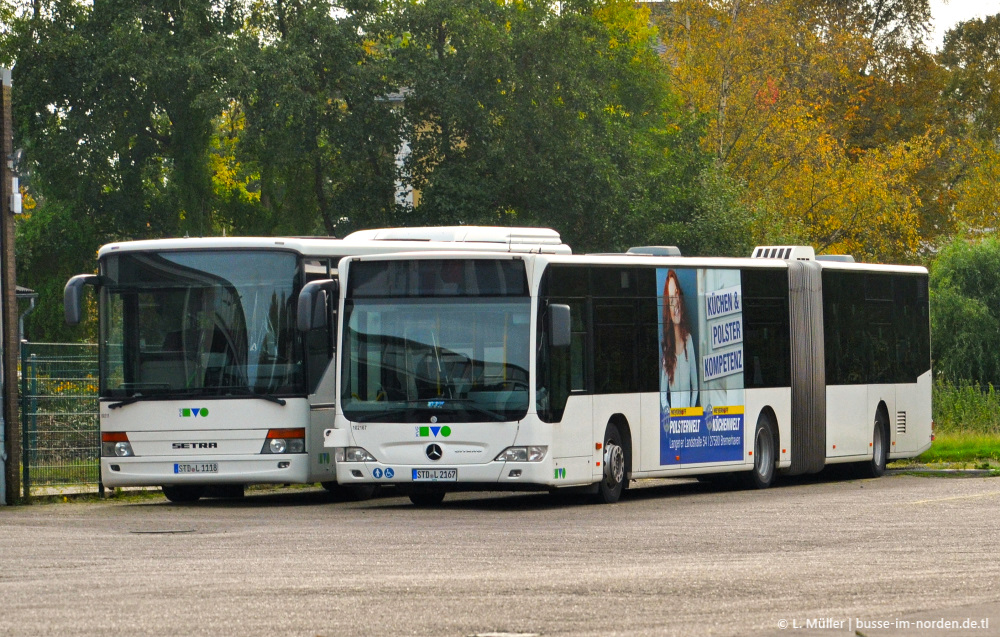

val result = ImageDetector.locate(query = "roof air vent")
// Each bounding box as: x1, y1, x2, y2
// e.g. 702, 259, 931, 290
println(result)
626, 246, 682, 257
751, 246, 815, 260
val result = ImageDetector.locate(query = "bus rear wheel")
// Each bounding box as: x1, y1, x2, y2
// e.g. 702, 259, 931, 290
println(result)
743, 415, 776, 489
161, 485, 206, 503
595, 423, 626, 504
856, 413, 888, 478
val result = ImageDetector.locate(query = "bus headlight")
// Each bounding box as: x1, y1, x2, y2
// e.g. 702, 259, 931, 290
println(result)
261, 428, 306, 454
495, 446, 547, 462
335, 447, 378, 462
101, 432, 133, 457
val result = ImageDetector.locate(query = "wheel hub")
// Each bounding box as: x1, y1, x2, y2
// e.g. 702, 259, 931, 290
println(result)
755, 428, 772, 478
604, 443, 624, 486
873, 422, 884, 466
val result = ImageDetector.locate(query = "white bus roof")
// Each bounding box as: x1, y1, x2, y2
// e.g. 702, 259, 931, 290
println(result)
344, 226, 564, 246
96, 226, 571, 258
345, 249, 927, 275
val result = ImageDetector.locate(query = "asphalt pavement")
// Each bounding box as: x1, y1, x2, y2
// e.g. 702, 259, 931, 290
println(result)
2, 472, 999, 636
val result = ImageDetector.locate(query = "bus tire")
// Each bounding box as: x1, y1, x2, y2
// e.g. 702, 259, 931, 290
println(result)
322, 482, 378, 502
594, 423, 626, 504
743, 414, 777, 489
409, 490, 446, 507
208, 484, 244, 499
697, 473, 738, 488
161, 485, 206, 503
858, 412, 888, 478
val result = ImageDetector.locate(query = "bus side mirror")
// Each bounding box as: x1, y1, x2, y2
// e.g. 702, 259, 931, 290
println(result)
549, 303, 571, 348
64, 274, 99, 326
297, 279, 339, 332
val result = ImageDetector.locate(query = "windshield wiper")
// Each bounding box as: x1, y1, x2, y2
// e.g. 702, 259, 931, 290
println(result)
442, 399, 506, 422
349, 399, 507, 423
107, 387, 287, 409
352, 407, 421, 423
107, 395, 147, 410
219, 386, 287, 406
106, 388, 206, 410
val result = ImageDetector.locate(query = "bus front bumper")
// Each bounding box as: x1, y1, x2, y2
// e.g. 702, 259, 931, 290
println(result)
100, 454, 311, 487
335, 458, 593, 489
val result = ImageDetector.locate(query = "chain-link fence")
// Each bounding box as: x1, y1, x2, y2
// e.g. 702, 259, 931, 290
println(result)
20, 343, 100, 496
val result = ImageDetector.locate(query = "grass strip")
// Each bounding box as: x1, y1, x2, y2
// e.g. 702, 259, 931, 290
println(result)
916, 431, 1000, 466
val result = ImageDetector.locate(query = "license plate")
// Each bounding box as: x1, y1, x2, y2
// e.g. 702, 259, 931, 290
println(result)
412, 468, 457, 482
174, 462, 218, 474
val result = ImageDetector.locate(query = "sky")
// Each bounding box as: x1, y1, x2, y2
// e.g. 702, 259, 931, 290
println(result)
928, 0, 1000, 50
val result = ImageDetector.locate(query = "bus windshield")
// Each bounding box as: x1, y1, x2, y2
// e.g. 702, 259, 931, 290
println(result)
341, 259, 531, 423
99, 250, 302, 398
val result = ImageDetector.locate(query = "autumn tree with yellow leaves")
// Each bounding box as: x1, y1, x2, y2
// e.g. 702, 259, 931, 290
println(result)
654, 0, 990, 263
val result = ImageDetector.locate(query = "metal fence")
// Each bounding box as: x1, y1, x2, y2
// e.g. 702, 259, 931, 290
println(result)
20, 342, 100, 496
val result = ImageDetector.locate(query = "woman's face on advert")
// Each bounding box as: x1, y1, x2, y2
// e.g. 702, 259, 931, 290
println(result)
668, 277, 682, 325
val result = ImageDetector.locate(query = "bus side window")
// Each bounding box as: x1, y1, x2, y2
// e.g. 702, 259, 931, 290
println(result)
304, 259, 334, 392
537, 265, 588, 422
742, 269, 791, 389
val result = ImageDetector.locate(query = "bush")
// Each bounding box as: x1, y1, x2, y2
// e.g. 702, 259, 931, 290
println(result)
930, 236, 1000, 386
933, 378, 1000, 435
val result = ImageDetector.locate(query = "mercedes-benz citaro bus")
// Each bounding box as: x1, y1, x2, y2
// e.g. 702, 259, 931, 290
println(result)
321, 245, 931, 505
63, 227, 570, 502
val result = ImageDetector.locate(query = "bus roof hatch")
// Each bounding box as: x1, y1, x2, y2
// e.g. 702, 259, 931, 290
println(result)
751, 246, 815, 260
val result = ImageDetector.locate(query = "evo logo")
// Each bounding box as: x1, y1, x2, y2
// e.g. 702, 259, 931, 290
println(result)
415, 425, 452, 438
179, 407, 210, 418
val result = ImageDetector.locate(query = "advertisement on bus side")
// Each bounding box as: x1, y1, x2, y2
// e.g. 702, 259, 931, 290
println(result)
658, 268, 745, 465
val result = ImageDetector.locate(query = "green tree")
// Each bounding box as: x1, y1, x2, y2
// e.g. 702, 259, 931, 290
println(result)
391, 0, 716, 253
930, 236, 1000, 385
5, 0, 248, 340
939, 14, 1000, 143
233, 0, 402, 236
15, 201, 102, 342
0, 2, 15, 65
9, 0, 244, 239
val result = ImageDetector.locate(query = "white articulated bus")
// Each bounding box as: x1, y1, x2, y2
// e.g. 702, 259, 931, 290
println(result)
63, 227, 570, 502
323, 246, 932, 505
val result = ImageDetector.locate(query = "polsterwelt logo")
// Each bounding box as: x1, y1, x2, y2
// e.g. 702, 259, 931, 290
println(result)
178, 407, 210, 417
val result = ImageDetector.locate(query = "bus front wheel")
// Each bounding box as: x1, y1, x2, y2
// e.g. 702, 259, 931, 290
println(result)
321, 482, 377, 501
744, 415, 777, 489
161, 485, 206, 503
594, 423, 626, 504
409, 490, 446, 507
